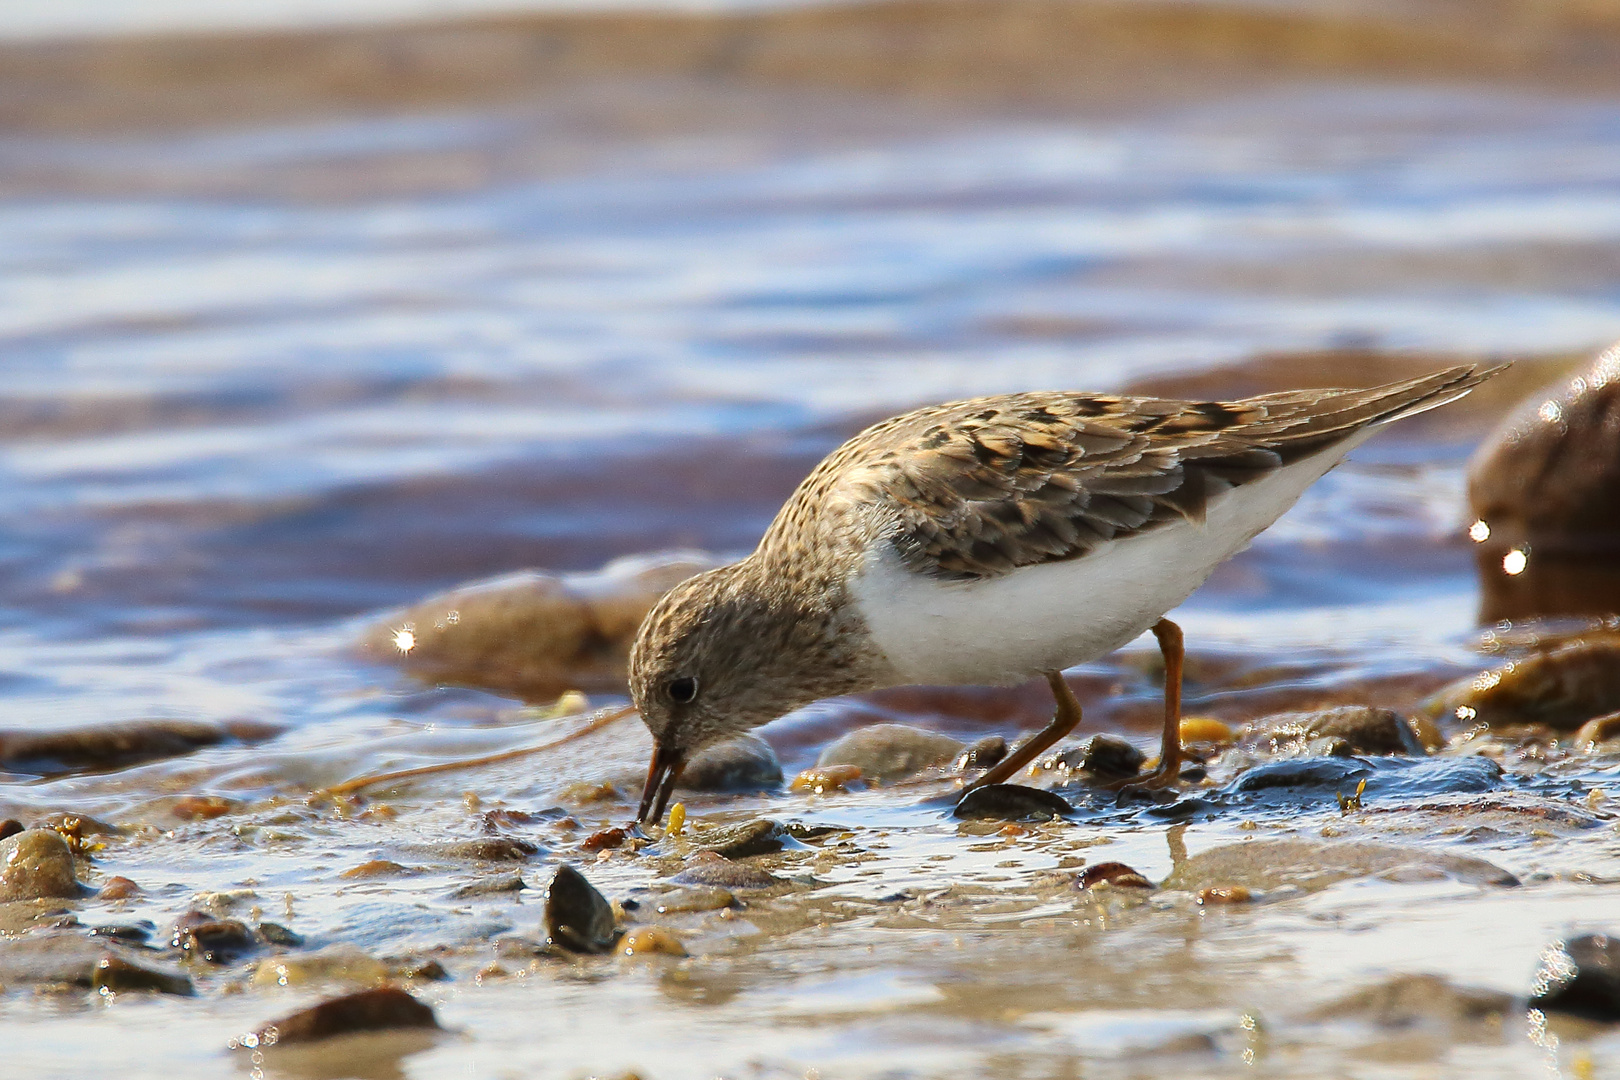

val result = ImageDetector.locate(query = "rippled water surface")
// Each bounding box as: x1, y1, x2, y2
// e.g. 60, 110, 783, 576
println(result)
4, 9, 1620, 1078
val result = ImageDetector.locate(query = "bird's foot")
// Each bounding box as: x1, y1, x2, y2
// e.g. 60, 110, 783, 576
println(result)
1106, 762, 1182, 800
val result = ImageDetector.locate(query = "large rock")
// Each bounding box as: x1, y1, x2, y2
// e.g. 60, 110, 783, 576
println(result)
0, 830, 83, 902
1423, 636, 1620, 732
359, 551, 722, 701
1530, 934, 1620, 1021
1468, 345, 1620, 621
251, 986, 439, 1045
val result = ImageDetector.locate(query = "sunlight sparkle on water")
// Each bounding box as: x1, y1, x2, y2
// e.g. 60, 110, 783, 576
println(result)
392, 627, 416, 653
1468, 519, 1491, 543
1503, 548, 1529, 575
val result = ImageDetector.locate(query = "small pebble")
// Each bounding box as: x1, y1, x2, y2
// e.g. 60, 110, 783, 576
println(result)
1044, 735, 1144, 780
953, 784, 1074, 821
1196, 885, 1253, 905
544, 864, 619, 953
171, 795, 239, 821
246, 986, 438, 1045
93, 954, 194, 996
954, 736, 1008, 771
1076, 862, 1153, 890
449, 874, 526, 899
171, 912, 258, 964
1180, 717, 1235, 744
0, 820, 22, 841
253, 946, 390, 987
341, 860, 410, 879
621, 927, 687, 957
580, 828, 628, 852
791, 765, 863, 794
97, 876, 141, 901
653, 886, 736, 914
1254, 705, 1424, 756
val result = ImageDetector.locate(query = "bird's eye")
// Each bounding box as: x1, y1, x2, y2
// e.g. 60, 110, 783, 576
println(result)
667, 677, 698, 704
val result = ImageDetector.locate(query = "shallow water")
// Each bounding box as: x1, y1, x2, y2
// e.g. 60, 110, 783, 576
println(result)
4, 5, 1620, 1077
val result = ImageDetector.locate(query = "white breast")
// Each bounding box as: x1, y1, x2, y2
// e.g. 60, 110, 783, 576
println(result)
848, 433, 1371, 687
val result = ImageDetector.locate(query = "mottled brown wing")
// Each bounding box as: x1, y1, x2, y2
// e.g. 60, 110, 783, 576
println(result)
824, 365, 1496, 580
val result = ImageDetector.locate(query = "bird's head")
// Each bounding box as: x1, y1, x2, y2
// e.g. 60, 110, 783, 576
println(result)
627, 560, 869, 823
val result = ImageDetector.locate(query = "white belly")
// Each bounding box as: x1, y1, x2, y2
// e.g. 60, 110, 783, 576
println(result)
848, 436, 1368, 687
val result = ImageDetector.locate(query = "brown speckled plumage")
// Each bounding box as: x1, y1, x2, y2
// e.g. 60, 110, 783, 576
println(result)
628, 363, 1501, 821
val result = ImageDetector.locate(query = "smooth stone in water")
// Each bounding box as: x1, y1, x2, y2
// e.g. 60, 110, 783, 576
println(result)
652, 886, 737, 914
680, 733, 783, 792
1253, 705, 1425, 756
1044, 735, 1144, 779
695, 819, 785, 859
1469, 347, 1620, 622
0, 718, 280, 776
1423, 637, 1620, 732
253, 986, 439, 1045
421, 838, 540, 862
0, 830, 83, 902
816, 724, 965, 781
669, 853, 782, 889
1530, 934, 1620, 1021
1228, 757, 1370, 792
954, 735, 1008, 771
171, 912, 260, 964
954, 784, 1075, 821
0, 820, 21, 841
543, 864, 619, 953
93, 954, 194, 996
254, 946, 391, 987
1574, 710, 1620, 747
450, 874, 526, 898
1311, 973, 1512, 1028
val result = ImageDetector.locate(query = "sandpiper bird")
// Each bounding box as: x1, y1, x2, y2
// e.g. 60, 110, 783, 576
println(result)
630, 365, 1501, 823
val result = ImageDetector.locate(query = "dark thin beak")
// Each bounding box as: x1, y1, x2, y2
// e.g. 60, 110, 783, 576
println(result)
636, 740, 686, 824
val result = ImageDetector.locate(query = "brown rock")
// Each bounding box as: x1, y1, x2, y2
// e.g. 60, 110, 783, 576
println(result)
0, 830, 83, 901
92, 953, 194, 996
360, 552, 722, 701
1161, 838, 1517, 893
1574, 710, 1620, 747
171, 795, 240, 821
0, 719, 280, 776
97, 877, 141, 900
1423, 636, 1620, 731
1076, 862, 1153, 890
253, 986, 439, 1045
544, 864, 619, 953
1251, 705, 1425, 756
1469, 346, 1620, 621
815, 723, 964, 781
0, 820, 21, 841
669, 852, 782, 890
171, 911, 259, 964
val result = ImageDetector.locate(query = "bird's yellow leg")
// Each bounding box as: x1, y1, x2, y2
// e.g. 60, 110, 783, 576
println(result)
1111, 618, 1185, 792
960, 670, 1082, 794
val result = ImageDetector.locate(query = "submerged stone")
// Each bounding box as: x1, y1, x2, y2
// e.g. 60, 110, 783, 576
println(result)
171, 911, 259, 964
1075, 862, 1153, 890
669, 852, 782, 889
694, 819, 785, 859
0, 718, 281, 776
1228, 757, 1369, 792
1530, 934, 1620, 1021
954, 735, 1008, 772
620, 927, 687, 957
652, 886, 737, 914
252, 986, 439, 1045
954, 783, 1074, 821
93, 954, 194, 996
680, 733, 783, 792
1575, 710, 1620, 747
1424, 637, 1620, 732
544, 864, 619, 953
450, 874, 527, 898
360, 552, 723, 701
1252, 705, 1425, 756
816, 724, 965, 781
1312, 973, 1512, 1028
1161, 838, 1518, 893
0, 830, 83, 902
253, 945, 391, 987
1061, 734, 1146, 779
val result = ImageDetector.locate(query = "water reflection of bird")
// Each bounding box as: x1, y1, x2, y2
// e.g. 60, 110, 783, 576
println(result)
629, 365, 1502, 823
